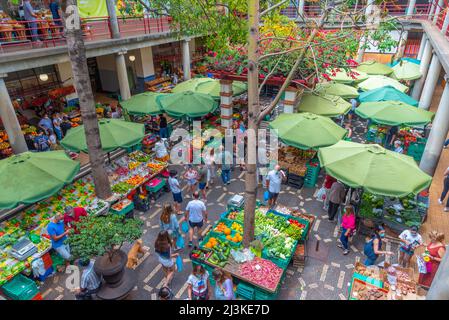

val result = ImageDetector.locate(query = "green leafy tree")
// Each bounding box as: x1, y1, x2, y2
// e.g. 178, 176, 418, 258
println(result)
66, 215, 143, 262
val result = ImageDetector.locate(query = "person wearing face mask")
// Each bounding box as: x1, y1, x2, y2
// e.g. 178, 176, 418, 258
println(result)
187, 264, 211, 300
363, 225, 393, 266
398, 226, 423, 268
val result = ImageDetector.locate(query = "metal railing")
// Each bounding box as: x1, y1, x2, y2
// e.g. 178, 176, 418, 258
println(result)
0, 15, 171, 54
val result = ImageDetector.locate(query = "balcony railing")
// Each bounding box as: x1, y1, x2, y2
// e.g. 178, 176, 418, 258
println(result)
0, 15, 171, 54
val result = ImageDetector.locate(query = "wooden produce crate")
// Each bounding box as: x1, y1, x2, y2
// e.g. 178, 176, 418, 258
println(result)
349, 278, 389, 300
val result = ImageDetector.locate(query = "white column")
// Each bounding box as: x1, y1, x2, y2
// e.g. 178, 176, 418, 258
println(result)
116, 52, 131, 101
417, 34, 427, 60
406, 0, 417, 16
0, 75, 28, 154
283, 87, 298, 113
365, 0, 374, 16
106, 0, 120, 39
420, 77, 449, 175
394, 31, 409, 61
298, 0, 305, 16
429, 0, 437, 20
182, 39, 191, 81
441, 8, 449, 34
433, 0, 444, 24
412, 42, 432, 100
419, 53, 441, 110
356, 36, 367, 63
220, 80, 233, 128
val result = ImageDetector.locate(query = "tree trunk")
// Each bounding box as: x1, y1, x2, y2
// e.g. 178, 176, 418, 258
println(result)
62, 1, 112, 199
0, 0, 12, 17
243, 0, 260, 247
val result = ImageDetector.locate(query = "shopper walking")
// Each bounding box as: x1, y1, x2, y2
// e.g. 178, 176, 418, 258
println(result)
197, 163, 208, 200
418, 231, 446, 289
219, 148, 233, 185
398, 226, 423, 268
322, 174, 337, 211
168, 170, 183, 215
160, 203, 181, 249
158, 287, 173, 300
159, 114, 169, 139
327, 180, 346, 221
438, 167, 449, 212
154, 231, 179, 287
187, 265, 211, 300
185, 192, 207, 247
74, 258, 102, 300
205, 149, 216, 187
266, 165, 286, 208
212, 268, 235, 300
363, 225, 393, 266
337, 205, 356, 255
184, 165, 198, 197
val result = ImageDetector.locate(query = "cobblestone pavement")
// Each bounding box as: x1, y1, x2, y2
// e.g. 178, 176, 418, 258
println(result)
38, 116, 400, 300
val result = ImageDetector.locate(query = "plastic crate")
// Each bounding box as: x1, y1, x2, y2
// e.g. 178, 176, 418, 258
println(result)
110, 201, 135, 216
269, 210, 310, 241
254, 288, 278, 300
37, 266, 54, 282
262, 247, 292, 269
0, 274, 39, 300
145, 178, 166, 193
51, 252, 65, 270
41, 252, 53, 270
236, 282, 255, 300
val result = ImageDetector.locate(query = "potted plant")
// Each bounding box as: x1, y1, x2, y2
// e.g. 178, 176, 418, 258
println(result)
67, 214, 143, 300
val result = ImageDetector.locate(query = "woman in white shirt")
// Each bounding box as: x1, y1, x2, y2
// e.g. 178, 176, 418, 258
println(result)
398, 226, 423, 268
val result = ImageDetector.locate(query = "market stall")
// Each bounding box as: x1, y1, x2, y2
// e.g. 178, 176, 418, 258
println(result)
191, 205, 311, 299
348, 263, 423, 300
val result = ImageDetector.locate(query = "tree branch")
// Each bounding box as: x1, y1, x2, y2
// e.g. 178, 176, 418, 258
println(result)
258, 55, 284, 95
260, 0, 290, 16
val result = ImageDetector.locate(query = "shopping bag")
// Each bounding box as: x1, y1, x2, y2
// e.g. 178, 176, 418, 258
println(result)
176, 255, 183, 272
181, 221, 189, 233
263, 190, 270, 202
176, 235, 185, 249
416, 256, 427, 274
316, 187, 326, 201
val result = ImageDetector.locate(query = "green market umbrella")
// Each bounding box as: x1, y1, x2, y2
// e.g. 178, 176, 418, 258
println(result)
356, 60, 393, 75
269, 113, 347, 150
61, 119, 145, 153
297, 93, 351, 117
328, 69, 368, 84
315, 82, 359, 99
389, 57, 420, 67
120, 92, 165, 115
358, 85, 418, 106
0, 151, 80, 209
357, 75, 409, 93
196, 80, 247, 98
157, 91, 219, 119
391, 60, 422, 81
356, 101, 435, 126
171, 77, 213, 93
318, 140, 432, 197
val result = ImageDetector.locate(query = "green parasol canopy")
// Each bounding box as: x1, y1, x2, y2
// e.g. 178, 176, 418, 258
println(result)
328, 69, 368, 84
297, 93, 351, 117
171, 77, 213, 93
196, 80, 247, 98
357, 75, 409, 93
157, 91, 219, 119
315, 82, 359, 99
391, 60, 422, 81
355, 101, 434, 126
120, 92, 166, 115
388, 57, 420, 67
269, 113, 347, 150
356, 60, 393, 75
358, 85, 418, 106
318, 140, 432, 197
0, 151, 80, 209
61, 119, 145, 153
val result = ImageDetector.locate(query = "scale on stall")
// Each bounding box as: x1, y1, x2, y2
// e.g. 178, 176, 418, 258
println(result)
227, 194, 245, 211
9, 238, 37, 261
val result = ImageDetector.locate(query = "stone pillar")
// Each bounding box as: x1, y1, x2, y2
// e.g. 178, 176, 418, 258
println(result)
0, 75, 28, 154
417, 34, 427, 60
427, 244, 449, 300
282, 87, 298, 114
419, 53, 441, 110
131, 47, 155, 93
406, 0, 417, 16
419, 77, 449, 176
56, 61, 74, 86
106, 0, 120, 39
412, 42, 432, 100
220, 80, 233, 128
116, 52, 131, 101
433, 0, 444, 24
356, 36, 367, 63
441, 8, 449, 34
365, 0, 374, 16
182, 39, 191, 81
429, 0, 437, 20
298, 0, 305, 16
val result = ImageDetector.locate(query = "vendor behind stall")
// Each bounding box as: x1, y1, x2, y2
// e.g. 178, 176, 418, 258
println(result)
154, 136, 169, 162
64, 206, 87, 233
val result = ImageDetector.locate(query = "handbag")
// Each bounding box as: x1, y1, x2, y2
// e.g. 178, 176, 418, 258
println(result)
416, 256, 427, 274
181, 221, 189, 233
176, 234, 185, 249
316, 187, 326, 201
263, 190, 270, 202
176, 255, 183, 272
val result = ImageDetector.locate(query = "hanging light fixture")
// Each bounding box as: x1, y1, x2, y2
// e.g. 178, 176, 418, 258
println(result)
39, 73, 49, 82
129, 55, 136, 62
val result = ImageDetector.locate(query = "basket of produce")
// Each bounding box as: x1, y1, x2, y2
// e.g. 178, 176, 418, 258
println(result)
111, 181, 133, 194
349, 278, 388, 300
262, 236, 296, 269
201, 236, 232, 267
212, 220, 243, 247
145, 178, 166, 193
238, 257, 283, 293
110, 199, 134, 216
129, 150, 151, 163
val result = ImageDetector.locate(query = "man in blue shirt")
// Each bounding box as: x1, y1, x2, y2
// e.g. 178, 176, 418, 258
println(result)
23, 0, 40, 42
47, 213, 71, 265
75, 259, 102, 300
33, 130, 50, 152
38, 114, 54, 135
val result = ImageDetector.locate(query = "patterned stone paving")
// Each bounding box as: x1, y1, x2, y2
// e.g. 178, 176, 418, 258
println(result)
37, 115, 400, 300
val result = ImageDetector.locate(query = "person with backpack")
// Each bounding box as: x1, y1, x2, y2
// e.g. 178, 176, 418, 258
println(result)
363, 225, 393, 266
34, 130, 51, 152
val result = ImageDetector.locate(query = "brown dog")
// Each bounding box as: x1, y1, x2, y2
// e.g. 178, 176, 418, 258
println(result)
127, 239, 146, 269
